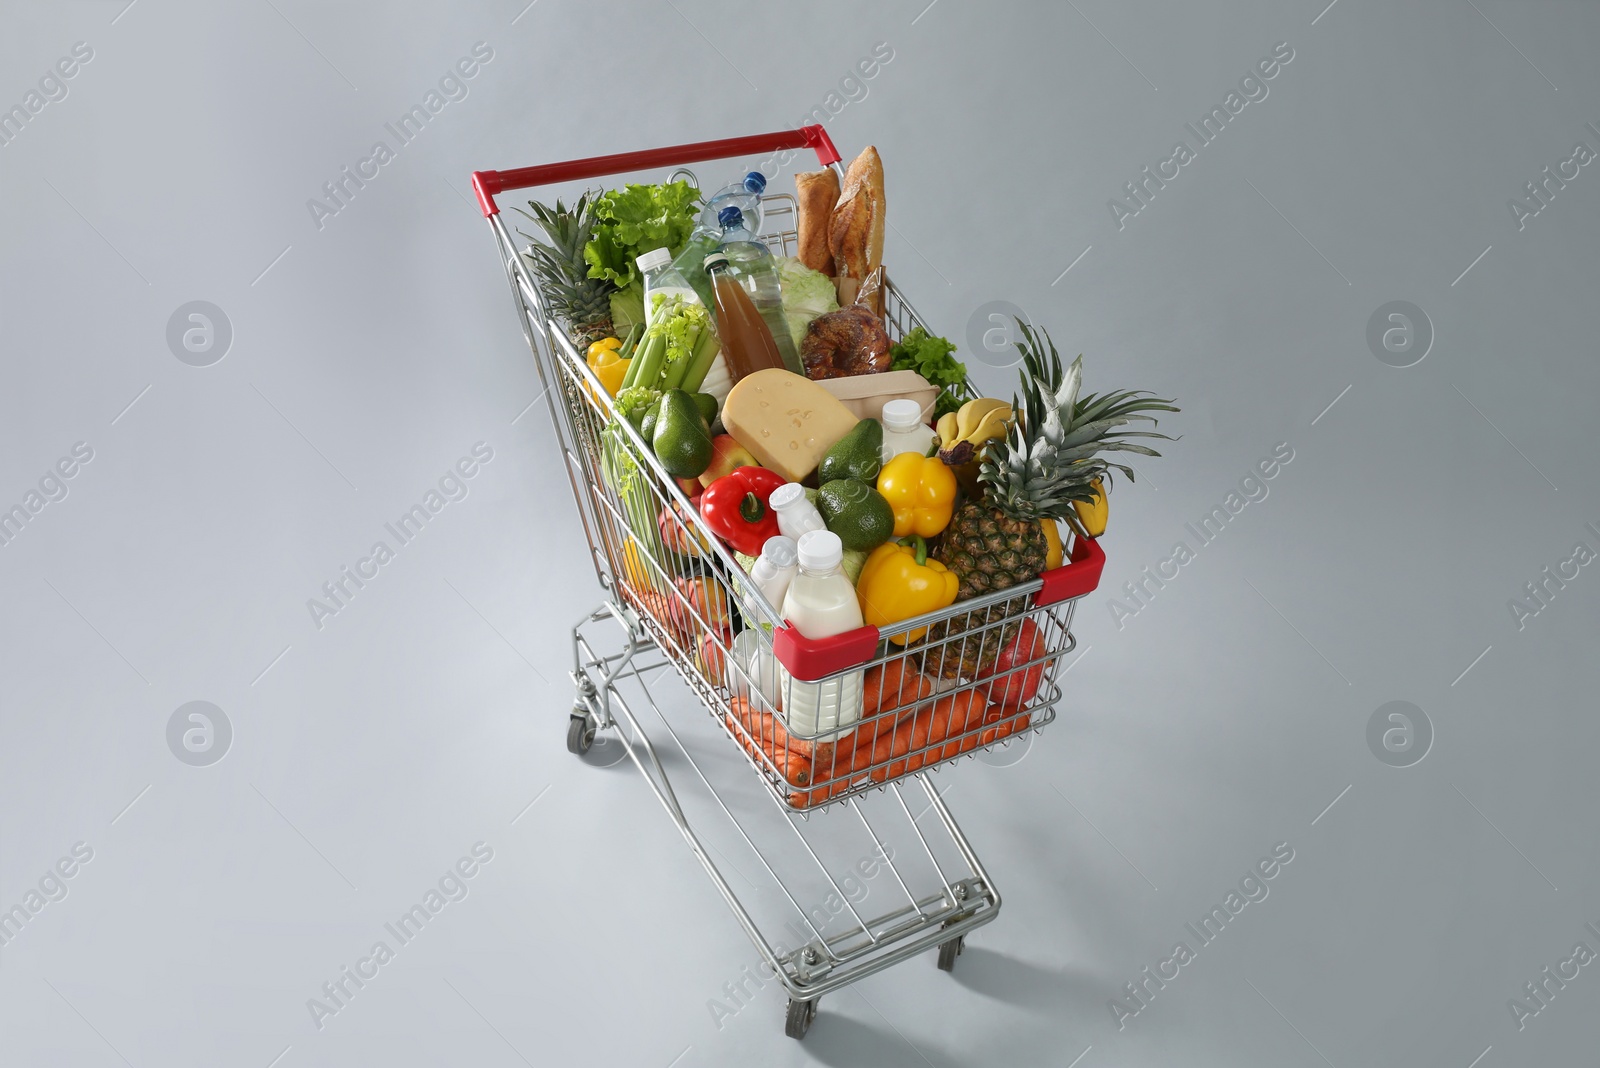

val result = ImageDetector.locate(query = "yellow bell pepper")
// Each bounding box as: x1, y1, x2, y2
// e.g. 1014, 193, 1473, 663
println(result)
585, 338, 630, 397
619, 535, 652, 590
856, 535, 960, 644
876, 453, 958, 539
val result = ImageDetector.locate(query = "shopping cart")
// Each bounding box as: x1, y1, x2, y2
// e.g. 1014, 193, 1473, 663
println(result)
470, 125, 1104, 1038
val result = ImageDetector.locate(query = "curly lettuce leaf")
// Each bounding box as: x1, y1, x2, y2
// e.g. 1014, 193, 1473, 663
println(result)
890, 327, 967, 418
610, 283, 645, 338
584, 181, 701, 290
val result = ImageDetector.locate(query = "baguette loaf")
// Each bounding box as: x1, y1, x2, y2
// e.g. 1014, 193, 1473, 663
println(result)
794, 169, 840, 275
828, 146, 885, 314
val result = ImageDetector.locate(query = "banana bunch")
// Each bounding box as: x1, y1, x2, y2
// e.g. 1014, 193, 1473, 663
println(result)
936, 398, 1013, 495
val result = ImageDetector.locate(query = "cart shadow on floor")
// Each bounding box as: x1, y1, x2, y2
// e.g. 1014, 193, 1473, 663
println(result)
948, 946, 1104, 1015
800, 1008, 965, 1068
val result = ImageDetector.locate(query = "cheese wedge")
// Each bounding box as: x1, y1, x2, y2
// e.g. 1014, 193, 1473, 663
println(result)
722, 369, 860, 484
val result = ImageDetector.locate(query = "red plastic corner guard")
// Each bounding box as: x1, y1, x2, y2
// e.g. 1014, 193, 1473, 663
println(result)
470, 124, 841, 217
772, 621, 882, 683
1036, 535, 1106, 606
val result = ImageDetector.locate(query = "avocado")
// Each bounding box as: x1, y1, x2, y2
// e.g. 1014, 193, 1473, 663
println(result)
817, 479, 895, 552
818, 418, 882, 485
638, 398, 663, 442
690, 391, 718, 426
652, 389, 713, 479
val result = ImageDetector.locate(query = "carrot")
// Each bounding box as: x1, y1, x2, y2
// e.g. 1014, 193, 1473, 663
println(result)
725, 704, 812, 788
861, 659, 936, 717
809, 713, 897, 788
980, 706, 1031, 746
862, 689, 990, 782
788, 775, 860, 810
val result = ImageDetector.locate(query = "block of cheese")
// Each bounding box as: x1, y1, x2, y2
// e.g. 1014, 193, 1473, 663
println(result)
722, 369, 860, 484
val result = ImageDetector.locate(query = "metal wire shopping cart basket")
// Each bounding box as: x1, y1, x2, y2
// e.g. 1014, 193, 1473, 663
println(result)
470, 125, 1104, 1039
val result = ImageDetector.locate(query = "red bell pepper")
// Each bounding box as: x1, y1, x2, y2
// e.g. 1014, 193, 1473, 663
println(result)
699, 466, 786, 556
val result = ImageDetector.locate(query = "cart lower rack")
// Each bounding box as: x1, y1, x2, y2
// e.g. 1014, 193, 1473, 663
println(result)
471, 125, 1103, 1038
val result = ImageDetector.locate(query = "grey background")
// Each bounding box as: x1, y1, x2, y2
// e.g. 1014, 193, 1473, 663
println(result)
2, 0, 1597, 1065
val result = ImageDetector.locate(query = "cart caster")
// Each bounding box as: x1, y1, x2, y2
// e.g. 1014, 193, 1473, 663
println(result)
936, 934, 964, 972
566, 712, 597, 755
784, 996, 818, 1039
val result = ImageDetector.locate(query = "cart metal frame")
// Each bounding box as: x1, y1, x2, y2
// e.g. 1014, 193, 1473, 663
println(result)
470, 125, 1101, 1038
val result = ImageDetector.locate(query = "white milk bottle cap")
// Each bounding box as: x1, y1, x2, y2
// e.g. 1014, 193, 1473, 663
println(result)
796, 529, 843, 573
768, 482, 806, 510
636, 247, 672, 271
761, 535, 798, 569
881, 399, 923, 432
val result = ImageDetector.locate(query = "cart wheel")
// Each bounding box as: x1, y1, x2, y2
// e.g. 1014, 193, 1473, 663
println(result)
936, 934, 964, 972
566, 713, 596, 755
784, 996, 817, 1039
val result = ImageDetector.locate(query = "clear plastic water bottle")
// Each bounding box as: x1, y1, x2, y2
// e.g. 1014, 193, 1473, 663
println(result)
672, 172, 768, 310
701, 171, 767, 234
714, 206, 803, 374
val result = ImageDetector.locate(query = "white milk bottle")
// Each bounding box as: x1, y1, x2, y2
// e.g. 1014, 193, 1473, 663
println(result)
778, 531, 864, 739
748, 535, 798, 612
768, 483, 825, 542
879, 399, 937, 463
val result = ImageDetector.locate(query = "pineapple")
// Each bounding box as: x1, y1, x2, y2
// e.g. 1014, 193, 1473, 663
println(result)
924, 322, 1177, 677
518, 193, 615, 349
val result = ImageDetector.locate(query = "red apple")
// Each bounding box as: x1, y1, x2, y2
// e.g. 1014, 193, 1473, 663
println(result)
698, 435, 759, 489
659, 497, 711, 560
676, 575, 733, 633
976, 620, 1049, 712
697, 626, 736, 687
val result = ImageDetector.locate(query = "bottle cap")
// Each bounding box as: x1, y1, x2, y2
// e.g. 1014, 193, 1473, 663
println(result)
796, 530, 843, 573
768, 482, 806, 510
882, 399, 924, 431
743, 171, 767, 194
717, 205, 743, 229
761, 535, 797, 568
636, 247, 672, 272
703, 250, 730, 272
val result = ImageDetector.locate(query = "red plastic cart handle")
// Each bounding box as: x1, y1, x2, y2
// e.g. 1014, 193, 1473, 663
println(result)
470, 125, 842, 216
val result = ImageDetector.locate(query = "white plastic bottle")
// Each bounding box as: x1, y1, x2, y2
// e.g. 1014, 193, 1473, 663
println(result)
729, 629, 781, 708
879, 399, 936, 463
778, 531, 864, 739
638, 247, 701, 325
749, 535, 798, 611
769, 483, 826, 542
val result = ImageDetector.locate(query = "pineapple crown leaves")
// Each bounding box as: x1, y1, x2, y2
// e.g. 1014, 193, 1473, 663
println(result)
513, 192, 588, 258
977, 319, 1180, 515
513, 192, 612, 291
